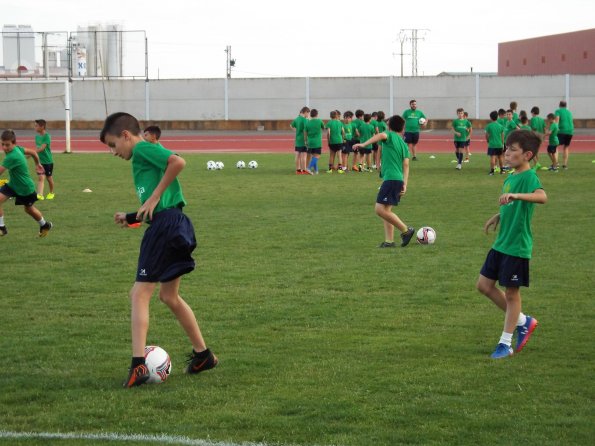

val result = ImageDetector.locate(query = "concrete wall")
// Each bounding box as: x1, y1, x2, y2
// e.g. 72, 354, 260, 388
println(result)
0, 74, 593, 125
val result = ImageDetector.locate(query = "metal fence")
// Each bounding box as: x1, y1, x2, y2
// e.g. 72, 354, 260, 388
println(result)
0, 29, 147, 79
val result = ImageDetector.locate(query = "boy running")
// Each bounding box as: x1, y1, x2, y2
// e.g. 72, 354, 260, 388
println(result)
34, 119, 55, 200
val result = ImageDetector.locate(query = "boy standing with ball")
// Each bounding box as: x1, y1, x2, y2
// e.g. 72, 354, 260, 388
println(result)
353, 115, 415, 248
476, 130, 547, 359
100, 112, 217, 387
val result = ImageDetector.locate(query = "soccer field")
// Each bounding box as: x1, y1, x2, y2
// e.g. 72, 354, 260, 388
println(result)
0, 152, 593, 446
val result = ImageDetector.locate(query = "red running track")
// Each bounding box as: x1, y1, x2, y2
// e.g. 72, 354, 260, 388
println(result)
16, 132, 595, 153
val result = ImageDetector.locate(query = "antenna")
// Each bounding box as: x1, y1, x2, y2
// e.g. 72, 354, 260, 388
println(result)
400, 29, 430, 76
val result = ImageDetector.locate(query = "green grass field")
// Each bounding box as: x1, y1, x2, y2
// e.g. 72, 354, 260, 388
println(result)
0, 152, 593, 446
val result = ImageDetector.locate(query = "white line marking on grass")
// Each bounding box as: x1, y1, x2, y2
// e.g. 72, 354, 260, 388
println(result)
0, 430, 276, 446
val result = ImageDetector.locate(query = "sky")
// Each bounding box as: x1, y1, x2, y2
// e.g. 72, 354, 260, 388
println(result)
2, 0, 594, 79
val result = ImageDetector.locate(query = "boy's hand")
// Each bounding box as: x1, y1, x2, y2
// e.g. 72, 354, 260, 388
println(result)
484, 214, 500, 234
137, 195, 160, 222
114, 212, 128, 227
499, 193, 517, 205
35, 164, 44, 175
400, 184, 407, 196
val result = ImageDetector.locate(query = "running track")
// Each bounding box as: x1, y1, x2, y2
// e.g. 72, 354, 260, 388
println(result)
16, 132, 595, 153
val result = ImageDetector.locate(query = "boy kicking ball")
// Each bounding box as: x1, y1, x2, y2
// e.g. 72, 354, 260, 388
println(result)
100, 113, 217, 387
476, 130, 546, 359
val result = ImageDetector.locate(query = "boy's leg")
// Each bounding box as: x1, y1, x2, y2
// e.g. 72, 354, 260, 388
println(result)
47, 175, 55, 193
375, 203, 407, 235
300, 152, 307, 171
159, 277, 206, 353
130, 281, 156, 357
476, 274, 506, 311
562, 145, 570, 167
24, 205, 52, 236
37, 174, 45, 197
503, 287, 522, 337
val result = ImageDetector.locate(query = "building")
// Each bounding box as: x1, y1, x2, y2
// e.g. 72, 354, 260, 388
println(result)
498, 28, 595, 76
2, 24, 36, 74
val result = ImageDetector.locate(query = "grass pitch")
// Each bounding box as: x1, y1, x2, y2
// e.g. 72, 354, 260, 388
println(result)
0, 152, 593, 446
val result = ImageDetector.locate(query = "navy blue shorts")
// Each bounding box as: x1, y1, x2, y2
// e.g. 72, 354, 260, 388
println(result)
0, 184, 37, 206
372, 143, 379, 151
465, 139, 471, 147
480, 248, 530, 288
454, 141, 466, 149
41, 163, 54, 177
547, 144, 558, 154
294, 146, 307, 153
342, 140, 354, 154
488, 147, 503, 156
558, 134, 572, 146
376, 180, 404, 206
307, 148, 322, 155
404, 132, 419, 145
136, 208, 197, 283
329, 143, 343, 152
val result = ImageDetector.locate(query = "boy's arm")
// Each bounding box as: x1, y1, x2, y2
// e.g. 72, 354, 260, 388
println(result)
353, 132, 387, 149
136, 154, 186, 221
499, 188, 547, 205
401, 157, 410, 195
484, 130, 489, 143
23, 147, 44, 174
484, 213, 500, 234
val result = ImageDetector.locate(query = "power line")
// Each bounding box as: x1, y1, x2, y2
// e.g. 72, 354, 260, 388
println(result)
400, 28, 430, 76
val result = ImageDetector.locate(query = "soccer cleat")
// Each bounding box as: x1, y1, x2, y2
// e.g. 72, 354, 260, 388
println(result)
123, 364, 150, 388
186, 349, 218, 375
326, 169, 333, 174
45, 192, 55, 200
400, 227, 415, 247
0, 226, 7, 236
488, 170, 494, 176
37, 194, 44, 200
337, 169, 345, 174
378, 241, 396, 248
39, 221, 52, 238
456, 163, 462, 170
491, 343, 513, 359
412, 156, 417, 161
515, 316, 538, 353
562, 165, 567, 170
464, 158, 470, 163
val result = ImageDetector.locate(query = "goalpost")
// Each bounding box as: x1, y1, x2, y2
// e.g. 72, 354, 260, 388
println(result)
0, 79, 71, 153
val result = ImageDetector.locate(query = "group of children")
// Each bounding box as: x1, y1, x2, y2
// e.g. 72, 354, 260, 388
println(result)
0, 120, 54, 238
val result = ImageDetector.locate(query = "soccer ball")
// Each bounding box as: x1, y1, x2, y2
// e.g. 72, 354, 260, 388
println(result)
206, 160, 216, 170
144, 345, 172, 384
236, 160, 246, 169
215, 161, 224, 170
416, 227, 436, 245
248, 160, 258, 169
419, 117, 427, 125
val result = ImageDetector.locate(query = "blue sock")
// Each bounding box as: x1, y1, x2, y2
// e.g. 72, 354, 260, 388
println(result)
312, 157, 319, 172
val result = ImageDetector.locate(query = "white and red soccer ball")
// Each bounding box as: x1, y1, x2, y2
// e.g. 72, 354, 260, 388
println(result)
144, 346, 172, 384
416, 227, 436, 245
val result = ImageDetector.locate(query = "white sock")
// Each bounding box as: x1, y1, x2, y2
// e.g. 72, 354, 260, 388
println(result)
499, 332, 513, 347
0, 216, 4, 226
38, 218, 46, 226
517, 313, 527, 327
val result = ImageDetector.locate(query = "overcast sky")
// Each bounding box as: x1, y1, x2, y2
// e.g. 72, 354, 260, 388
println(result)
2, 0, 594, 79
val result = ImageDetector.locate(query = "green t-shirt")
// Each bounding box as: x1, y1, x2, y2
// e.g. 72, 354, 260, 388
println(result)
548, 122, 559, 146
520, 124, 532, 131
2, 146, 36, 196
492, 169, 543, 259
530, 116, 545, 134
504, 120, 518, 142
358, 122, 375, 149
376, 120, 387, 134
403, 109, 427, 132
380, 131, 410, 181
452, 119, 472, 142
555, 107, 574, 135
343, 122, 353, 141
305, 118, 324, 149
35, 132, 53, 164
325, 119, 344, 145
290, 115, 308, 147
352, 118, 363, 141
131, 141, 186, 215
497, 117, 507, 129
485, 121, 504, 149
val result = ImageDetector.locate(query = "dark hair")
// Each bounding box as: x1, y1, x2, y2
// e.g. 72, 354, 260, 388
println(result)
34, 119, 47, 128
1, 129, 16, 143
520, 116, 529, 124
506, 109, 513, 114
330, 110, 337, 119
376, 111, 385, 121
355, 109, 364, 118
371, 111, 378, 118
388, 115, 405, 132
100, 112, 141, 143
463, 111, 469, 117
456, 107, 464, 113
519, 110, 527, 119
409, 99, 416, 106
559, 100, 567, 107
343, 110, 353, 118
300, 106, 310, 114
547, 113, 555, 120
505, 130, 541, 160
498, 108, 506, 116
530, 106, 540, 115
143, 125, 161, 139
310, 109, 318, 118
489, 111, 498, 121
510, 101, 518, 110
363, 113, 372, 123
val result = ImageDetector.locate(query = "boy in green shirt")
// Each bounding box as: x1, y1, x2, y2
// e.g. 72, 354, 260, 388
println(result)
340, 111, 354, 173
476, 130, 547, 359
305, 109, 325, 174
545, 113, 559, 171
353, 115, 415, 248
463, 111, 472, 163
290, 106, 310, 175
554, 101, 574, 169
530, 107, 546, 171
485, 111, 504, 175
34, 119, 55, 200
452, 108, 472, 170
100, 112, 217, 387
0, 130, 52, 237
325, 110, 345, 173
351, 109, 364, 171
357, 114, 375, 171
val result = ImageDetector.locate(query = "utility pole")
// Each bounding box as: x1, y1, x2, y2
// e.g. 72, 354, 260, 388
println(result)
394, 31, 409, 77
225, 45, 235, 78
400, 28, 429, 76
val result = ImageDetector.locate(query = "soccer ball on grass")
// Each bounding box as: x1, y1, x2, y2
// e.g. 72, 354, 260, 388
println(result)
215, 161, 224, 170
248, 160, 258, 169
236, 160, 246, 169
144, 345, 172, 384
416, 227, 436, 245
206, 160, 216, 170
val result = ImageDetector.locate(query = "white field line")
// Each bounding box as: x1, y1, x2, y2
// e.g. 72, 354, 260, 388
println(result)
0, 430, 278, 446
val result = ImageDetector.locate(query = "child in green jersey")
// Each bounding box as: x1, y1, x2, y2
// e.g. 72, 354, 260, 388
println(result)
325, 110, 345, 173
100, 112, 217, 387
305, 109, 325, 174
463, 111, 472, 163
351, 109, 365, 171
0, 130, 52, 237
353, 115, 415, 248
340, 111, 354, 172
554, 101, 574, 169
476, 130, 547, 359
485, 111, 504, 176
34, 119, 55, 200
374, 111, 387, 169
291, 106, 310, 174
530, 107, 546, 171
545, 113, 559, 171
452, 108, 471, 170
143, 125, 162, 145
